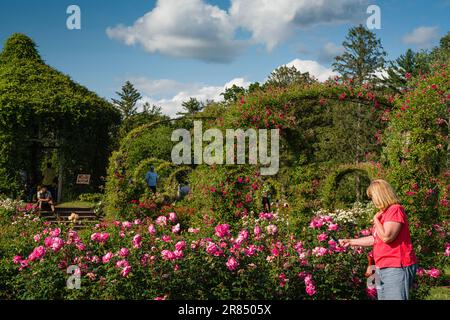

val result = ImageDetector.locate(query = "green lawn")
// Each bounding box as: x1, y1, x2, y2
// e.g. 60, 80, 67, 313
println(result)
56, 201, 95, 209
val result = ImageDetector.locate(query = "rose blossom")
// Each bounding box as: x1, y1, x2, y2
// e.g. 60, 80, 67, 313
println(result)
226, 257, 239, 271
215, 224, 231, 238
118, 248, 130, 257
148, 224, 156, 235
155, 216, 168, 227
328, 223, 338, 231
175, 241, 186, 251
168, 212, 177, 222
172, 223, 180, 234
266, 224, 278, 235
102, 252, 113, 263
28, 246, 46, 261
122, 221, 132, 229
317, 233, 328, 242
132, 234, 142, 249
426, 268, 441, 278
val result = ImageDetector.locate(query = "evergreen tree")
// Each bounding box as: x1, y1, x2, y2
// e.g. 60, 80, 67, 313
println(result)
382, 49, 430, 93
112, 81, 142, 120
177, 97, 203, 116
332, 25, 386, 85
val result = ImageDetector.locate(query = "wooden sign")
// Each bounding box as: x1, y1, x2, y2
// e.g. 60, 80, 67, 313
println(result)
76, 174, 91, 185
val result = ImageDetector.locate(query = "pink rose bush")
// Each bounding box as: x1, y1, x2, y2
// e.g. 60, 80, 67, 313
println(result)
3, 198, 448, 300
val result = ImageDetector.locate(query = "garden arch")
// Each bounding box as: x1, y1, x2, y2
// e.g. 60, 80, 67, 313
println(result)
320, 163, 380, 209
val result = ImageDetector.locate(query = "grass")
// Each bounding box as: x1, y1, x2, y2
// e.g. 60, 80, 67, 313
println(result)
56, 201, 95, 209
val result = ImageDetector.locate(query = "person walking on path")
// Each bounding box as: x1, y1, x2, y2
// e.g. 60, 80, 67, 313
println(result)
145, 165, 158, 193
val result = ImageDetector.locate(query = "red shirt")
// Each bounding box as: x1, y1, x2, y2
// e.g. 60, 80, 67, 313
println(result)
372, 204, 417, 268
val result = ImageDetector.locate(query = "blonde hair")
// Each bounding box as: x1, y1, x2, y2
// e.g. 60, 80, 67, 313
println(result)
366, 179, 400, 210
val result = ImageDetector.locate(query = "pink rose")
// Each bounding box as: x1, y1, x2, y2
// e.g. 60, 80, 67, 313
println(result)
148, 224, 156, 235
13, 255, 22, 264
122, 221, 132, 229
50, 228, 61, 237
120, 265, 131, 277
175, 241, 186, 251
215, 224, 231, 238
426, 268, 441, 278
328, 223, 338, 231
188, 228, 200, 234
155, 216, 168, 227
254, 225, 262, 238
132, 234, 142, 249
102, 252, 113, 263
118, 248, 130, 257
226, 257, 239, 271
266, 224, 278, 235
317, 233, 328, 242
28, 246, 46, 261
168, 212, 177, 223
172, 223, 180, 234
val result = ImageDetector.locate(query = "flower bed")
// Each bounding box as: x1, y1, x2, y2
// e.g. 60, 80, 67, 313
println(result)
3, 202, 447, 300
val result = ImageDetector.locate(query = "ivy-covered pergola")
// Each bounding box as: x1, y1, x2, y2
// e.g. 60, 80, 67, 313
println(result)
0, 33, 121, 200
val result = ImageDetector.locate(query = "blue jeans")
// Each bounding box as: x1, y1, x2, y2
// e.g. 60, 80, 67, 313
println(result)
376, 264, 417, 300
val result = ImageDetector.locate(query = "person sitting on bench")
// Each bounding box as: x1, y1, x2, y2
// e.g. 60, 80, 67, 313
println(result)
37, 185, 56, 213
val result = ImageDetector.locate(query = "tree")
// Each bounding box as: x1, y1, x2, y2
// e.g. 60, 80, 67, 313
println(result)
382, 49, 430, 93
177, 97, 203, 116
112, 81, 142, 120
332, 25, 386, 85
265, 65, 314, 87
332, 25, 387, 200
221, 84, 246, 103
142, 102, 162, 117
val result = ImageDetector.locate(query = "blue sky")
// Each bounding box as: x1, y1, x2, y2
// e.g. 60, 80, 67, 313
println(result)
1, 0, 449, 116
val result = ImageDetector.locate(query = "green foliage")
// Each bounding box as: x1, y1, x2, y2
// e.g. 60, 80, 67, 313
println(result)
265, 65, 315, 87
0, 33, 120, 199
384, 63, 449, 222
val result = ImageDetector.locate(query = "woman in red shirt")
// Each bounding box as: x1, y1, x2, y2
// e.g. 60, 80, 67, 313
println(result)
340, 179, 417, 300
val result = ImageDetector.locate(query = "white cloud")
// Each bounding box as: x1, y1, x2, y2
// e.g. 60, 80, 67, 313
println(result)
106, 0, 245, 63
135, 77, 251, 117
402, 26, 440, 48
230, 0, 368, 51
285, 59, 338, 82
107, 0, 368, 62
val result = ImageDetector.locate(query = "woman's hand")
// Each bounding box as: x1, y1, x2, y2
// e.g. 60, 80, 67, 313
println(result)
373, 210, 383, 223
339, 239, 352, 246
364, 265, 375, 278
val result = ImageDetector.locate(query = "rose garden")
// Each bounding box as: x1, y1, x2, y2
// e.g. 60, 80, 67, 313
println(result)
0, 30, 449, 300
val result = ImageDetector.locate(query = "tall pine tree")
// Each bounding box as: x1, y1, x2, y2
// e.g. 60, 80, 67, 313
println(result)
112, 81, 142, 120
332, 25, 386, 85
